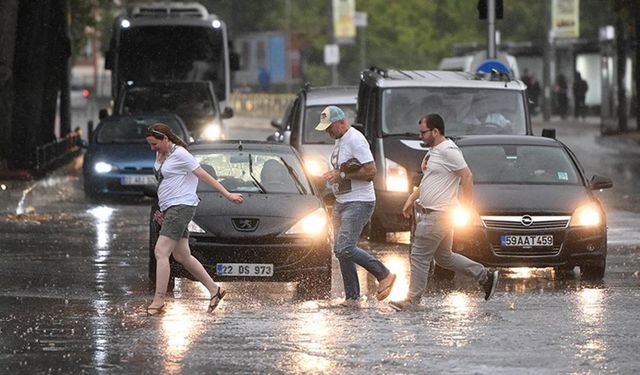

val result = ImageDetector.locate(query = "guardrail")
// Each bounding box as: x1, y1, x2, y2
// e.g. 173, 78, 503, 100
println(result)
33, 130, 83, 173
230, 93, 295, 118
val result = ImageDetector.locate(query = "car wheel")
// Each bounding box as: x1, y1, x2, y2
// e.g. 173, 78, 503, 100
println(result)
296, 271, 331, 300
581, 258, 606, 280
368, 218, 387, 243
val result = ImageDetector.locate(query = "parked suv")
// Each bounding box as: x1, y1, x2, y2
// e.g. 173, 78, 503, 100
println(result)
268, 85, 358, 178
113, 80, 233, 140
356, 68, 532, 237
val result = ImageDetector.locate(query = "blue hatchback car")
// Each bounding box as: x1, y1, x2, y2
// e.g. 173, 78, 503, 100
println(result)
82, 113, 191, 199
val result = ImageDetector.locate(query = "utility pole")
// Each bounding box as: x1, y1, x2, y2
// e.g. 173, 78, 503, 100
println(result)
542, 0, 552, 121
486, 0, 496, 59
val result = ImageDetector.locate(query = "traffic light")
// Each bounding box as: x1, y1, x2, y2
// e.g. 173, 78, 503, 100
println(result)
478, 0, 503, 20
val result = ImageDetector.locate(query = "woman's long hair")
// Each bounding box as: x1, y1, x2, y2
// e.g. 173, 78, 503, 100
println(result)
146, 123, 189, 149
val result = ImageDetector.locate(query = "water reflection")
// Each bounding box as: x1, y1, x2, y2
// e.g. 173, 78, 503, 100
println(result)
381, 254, 409, 301
436, 292, 475, 347
291, 310, 333, 373
576, 288, 604, 325
88, 206, 115, 250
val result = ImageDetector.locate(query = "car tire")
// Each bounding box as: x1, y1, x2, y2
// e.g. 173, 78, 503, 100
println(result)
296, 271, 331, 300
368, 218, 387, 243
581, 258, 606, 280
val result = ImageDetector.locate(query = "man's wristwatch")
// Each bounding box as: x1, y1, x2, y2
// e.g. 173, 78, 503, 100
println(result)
339, 171, 347, 179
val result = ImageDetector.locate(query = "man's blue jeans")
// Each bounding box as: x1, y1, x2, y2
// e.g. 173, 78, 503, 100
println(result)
332, 201, 390, 300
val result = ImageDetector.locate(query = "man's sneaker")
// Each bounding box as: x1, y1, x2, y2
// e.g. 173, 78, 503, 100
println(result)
483, 270, 499, 300
389, 299, 415, 311
376, 273, 397, 301
338, 299, 361, 308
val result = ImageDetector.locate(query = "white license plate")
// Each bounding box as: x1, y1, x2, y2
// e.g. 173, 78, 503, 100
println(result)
216, 263, 274, 277
121, 175, 156, 185
501, 235, 553, 247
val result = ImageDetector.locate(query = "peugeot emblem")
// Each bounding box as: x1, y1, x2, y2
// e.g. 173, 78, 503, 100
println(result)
521, 215, 533, 226
233, 218, 259, 232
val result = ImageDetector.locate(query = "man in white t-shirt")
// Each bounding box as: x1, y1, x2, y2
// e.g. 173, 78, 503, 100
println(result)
390, 113, 499, 311
316, 106, 396, 305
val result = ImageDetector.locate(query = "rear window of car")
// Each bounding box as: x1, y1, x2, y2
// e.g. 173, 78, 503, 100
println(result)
97, 117, 185, 144
381, 87, 527, 137
303, 105, 357, 144
194, 150, 312, 195
460, 145, 580, 185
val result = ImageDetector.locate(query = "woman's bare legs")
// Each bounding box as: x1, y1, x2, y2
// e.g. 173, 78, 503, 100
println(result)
172, 238, 221, 296
150, 235, 178, 309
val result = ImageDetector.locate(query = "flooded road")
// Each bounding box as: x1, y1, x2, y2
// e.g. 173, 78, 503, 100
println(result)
1, 116, 639, 374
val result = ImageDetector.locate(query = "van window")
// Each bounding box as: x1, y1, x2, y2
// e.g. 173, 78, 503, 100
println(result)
381, 87, 526, 137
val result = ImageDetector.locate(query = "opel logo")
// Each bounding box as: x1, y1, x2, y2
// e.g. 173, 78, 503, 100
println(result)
233, 218, 259, 232
521, 215, 533, 226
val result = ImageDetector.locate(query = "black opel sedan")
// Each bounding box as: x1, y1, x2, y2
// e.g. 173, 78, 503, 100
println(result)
415, 135, 612, 280
148, 141, 332, 297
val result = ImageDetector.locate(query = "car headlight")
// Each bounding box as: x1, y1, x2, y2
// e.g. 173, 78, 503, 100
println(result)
200, 122, 223, 141
188, 220, 206, 233
304, 156, 330, 177
570, 203, 602, 227
385, 158, 409, 192
451, 206, 482, 228
94, 162, 114, 174
285, 208, 328, 236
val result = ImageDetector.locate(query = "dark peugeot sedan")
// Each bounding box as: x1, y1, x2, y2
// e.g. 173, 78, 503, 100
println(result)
82, 113, 190, 199
418, 135, 613, 280
149, 141, 332, 298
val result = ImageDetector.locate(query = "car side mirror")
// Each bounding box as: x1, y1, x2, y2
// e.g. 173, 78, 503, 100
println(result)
98, 109, 109, 120
222, 107, 234, 119
541, 128, 556, 139
270, 119, 283, 130
589, 175, 613, 190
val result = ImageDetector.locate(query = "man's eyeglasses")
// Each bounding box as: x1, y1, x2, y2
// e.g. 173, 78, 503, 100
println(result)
420, 129, 433, 136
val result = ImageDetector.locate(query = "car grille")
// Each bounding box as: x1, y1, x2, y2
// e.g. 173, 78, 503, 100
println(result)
121, 167, 154, 173
482, 216, 570, 230
492, 245, 562, 257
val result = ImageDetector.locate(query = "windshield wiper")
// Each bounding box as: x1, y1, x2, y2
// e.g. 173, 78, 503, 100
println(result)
248, 154, 267, 193
280, 157, 307, 195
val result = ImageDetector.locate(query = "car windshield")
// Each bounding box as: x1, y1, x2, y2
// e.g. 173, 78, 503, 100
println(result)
121, 85, 217, 120
97, 117, 185, 144
194, 150, 312, 194
381, 87, 527, 136
460, 145, 580, 185
303, 105, 357, 144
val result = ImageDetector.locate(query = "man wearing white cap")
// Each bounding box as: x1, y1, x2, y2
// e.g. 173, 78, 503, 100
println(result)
316, 105, 396, 305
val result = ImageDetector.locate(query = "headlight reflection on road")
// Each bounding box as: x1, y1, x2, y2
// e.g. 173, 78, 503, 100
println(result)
291, 311, 333, 373
161, 303, 204, 374
576, 288, 604, 325
381, 254, 409, 302
436, 292, 475, 347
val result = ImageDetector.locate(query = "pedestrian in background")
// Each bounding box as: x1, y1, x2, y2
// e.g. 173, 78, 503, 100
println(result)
573, 71, 589, 119
555, 73, 569, 119
145, 123, 244, 316
390, 114, 498, 311
316, 106, 396, 306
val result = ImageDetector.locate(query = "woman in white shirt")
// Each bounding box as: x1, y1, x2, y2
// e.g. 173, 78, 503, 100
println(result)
145, 123, 243, 315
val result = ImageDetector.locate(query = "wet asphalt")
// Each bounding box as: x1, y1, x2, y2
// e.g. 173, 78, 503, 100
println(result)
0, 116, 639, 374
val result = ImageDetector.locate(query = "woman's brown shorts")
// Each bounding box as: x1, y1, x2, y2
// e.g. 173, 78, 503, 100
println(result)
160, 205, 197, 241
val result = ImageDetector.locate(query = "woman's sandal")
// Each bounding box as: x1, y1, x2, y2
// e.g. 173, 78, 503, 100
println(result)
208, 287, 226, 312
147, 304, 165, 316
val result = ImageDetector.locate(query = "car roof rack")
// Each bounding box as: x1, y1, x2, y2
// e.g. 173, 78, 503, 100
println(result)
130, 2, 210, 19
